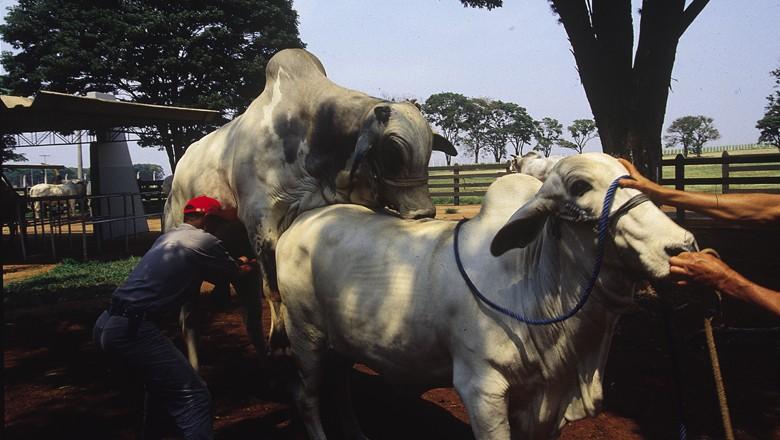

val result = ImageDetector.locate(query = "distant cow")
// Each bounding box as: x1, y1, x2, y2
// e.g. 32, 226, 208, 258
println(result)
508, 151, 563, 181
164, 48, 457, 369
276, 153, 696, 440
29, 179, 86, 218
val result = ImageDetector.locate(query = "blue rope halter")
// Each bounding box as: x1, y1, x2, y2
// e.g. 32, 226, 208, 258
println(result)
453, 175, 649, 325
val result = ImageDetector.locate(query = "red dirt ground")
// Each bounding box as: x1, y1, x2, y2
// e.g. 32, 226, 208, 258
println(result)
4, 211, 780, 439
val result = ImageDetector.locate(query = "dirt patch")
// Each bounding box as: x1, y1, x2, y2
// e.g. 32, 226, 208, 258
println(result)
3, 264, 57, 284
435, 204, 481, 221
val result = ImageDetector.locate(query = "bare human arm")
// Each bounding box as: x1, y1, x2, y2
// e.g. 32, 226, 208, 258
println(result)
669, 252, 780, 317
617, 158, 780, 224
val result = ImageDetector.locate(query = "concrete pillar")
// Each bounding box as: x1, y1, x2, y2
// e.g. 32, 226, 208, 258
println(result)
88, 92, 149, 239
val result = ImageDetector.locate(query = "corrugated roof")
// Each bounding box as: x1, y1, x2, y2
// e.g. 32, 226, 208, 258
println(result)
0, 91, 221, 134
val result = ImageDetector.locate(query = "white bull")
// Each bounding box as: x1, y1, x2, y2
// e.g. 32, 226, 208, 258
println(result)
29, 179, 86, 218
166, 48, 455, 370
276, 153, 696, 440
508, 151, 563, 181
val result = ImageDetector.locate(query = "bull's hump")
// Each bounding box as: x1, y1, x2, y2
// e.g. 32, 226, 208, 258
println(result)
266, 49, 327, 84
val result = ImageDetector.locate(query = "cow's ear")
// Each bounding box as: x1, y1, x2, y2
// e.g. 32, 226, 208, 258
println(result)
374, 106, 392, 124
433, 134, 457, 156
490, 196, 554, 256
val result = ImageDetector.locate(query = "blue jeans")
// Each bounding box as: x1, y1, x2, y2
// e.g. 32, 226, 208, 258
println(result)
93, 310, 213, 440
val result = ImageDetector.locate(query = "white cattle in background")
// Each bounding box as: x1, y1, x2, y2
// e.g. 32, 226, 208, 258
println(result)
508, 150, 564, 181
276, 153, 696, 440
29, 179, 87, 218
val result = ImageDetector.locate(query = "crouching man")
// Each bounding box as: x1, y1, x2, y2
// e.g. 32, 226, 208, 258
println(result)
93, 195, 255, 440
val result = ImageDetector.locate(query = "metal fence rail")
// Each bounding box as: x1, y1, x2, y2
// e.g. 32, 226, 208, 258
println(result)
2, 191, 164, 261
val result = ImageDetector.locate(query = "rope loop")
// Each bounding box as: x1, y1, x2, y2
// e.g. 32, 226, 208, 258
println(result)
454, 175, 643, 325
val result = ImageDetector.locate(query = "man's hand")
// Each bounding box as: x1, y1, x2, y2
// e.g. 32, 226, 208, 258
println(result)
669, 251, 735, 291
617, 158, 662, 198
237, 256, 258, 274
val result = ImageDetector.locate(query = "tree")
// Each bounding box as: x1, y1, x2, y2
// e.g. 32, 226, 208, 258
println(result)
423, 92, 471, 165
504, 104, 536, 156
460, 0, 711, 180
561, 118, 599, 154
756, 67, 780, 149
533, 117, 563, 157
462, 98, 492, 163
1, 0, 304, 172
134, 163, 165, 180
664, 115, 720, 157
1, 134, 26, 164
484, 100, 515, 163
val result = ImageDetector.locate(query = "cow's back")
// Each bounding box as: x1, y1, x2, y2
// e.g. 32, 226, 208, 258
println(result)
277, 205, 457, 383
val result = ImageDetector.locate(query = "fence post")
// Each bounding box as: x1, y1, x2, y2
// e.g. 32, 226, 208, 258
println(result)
721, 150, 730, 194
675, 154, 686, 221
453, 164, 460, 206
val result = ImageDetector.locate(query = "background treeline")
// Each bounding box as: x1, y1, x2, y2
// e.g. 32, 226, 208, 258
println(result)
420, 92, 599, 164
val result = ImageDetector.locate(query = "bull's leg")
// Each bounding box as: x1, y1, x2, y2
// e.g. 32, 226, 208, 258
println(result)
288, 326, 328, 439
233, 270, 267, 365
331, 357, 370, 440
211, 219, 268, 363
453, 363, 511, 440
256, 238, 289, 352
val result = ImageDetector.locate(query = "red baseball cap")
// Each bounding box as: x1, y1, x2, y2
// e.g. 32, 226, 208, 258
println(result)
183, 195, 236, 220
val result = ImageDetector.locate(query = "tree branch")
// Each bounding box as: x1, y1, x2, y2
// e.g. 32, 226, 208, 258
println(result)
679, 0, 710, 37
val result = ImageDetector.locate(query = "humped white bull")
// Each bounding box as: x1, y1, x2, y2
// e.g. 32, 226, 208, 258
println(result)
29, 179, 86, 218
508, 150, 563, 181
164, 48, 456, 369
276, 153, 696, 440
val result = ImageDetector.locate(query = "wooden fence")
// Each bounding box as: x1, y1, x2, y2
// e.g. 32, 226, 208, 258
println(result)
428, 163, 510, 205
430, 152, 780, 206
660, 152, 780, 220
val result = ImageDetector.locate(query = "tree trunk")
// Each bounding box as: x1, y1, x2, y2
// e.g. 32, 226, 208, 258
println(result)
551, 0, 708, 182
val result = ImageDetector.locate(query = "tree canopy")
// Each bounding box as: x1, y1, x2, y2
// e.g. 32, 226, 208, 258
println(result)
133, 163, 165, 180
1, 135, 26, 164
460, 0, 711, 179
533, 117, 563, 157
422, 92, 471, 165
423, 93, 555, 164
561, 119, 598, 154
504, 104, 536, 157
664, 115, 720, 157
756, 67, 780, 149
1, 0, 304, 171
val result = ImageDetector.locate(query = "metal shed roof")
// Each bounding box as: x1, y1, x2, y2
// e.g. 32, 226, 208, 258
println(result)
0, 91, 220, 134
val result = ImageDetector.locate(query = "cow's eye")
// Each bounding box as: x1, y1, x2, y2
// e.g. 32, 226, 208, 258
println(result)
570, 179, 592, 197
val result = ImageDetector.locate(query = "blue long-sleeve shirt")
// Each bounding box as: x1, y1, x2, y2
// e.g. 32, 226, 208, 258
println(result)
112, 223, 239, 315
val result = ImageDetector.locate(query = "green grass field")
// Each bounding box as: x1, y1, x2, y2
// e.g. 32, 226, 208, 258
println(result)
4, 257, 138, 307
429, 148, 779, 204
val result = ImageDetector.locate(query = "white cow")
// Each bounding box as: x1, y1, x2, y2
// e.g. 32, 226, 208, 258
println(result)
29, 179, 86, 218
276, 153, 696, 440
166, 48, 456, 369
508, 151, 564, 181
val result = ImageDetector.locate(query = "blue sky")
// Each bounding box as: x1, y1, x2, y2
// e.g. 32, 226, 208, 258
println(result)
2, 0, 779, 172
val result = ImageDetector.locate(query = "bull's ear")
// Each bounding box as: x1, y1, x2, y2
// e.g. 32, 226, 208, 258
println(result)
490, 196, 554, 256
348, 132, 375, 182
433, 134, 457, 156
374, 105, 392, 124
346, 106, 388, 182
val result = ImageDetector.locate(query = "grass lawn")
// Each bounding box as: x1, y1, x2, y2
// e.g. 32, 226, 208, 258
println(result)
4, 257, 139, 307
429, 148, 779, 204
